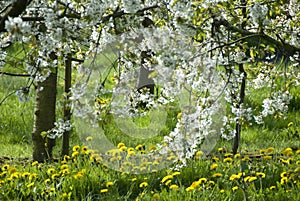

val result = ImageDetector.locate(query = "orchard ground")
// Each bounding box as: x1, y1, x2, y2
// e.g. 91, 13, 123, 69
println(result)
1, 74, 300, 200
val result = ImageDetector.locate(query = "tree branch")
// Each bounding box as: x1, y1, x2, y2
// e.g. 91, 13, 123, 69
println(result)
213, 18, 300, 56
0, 0, 32, 32
0, 71, 30, 77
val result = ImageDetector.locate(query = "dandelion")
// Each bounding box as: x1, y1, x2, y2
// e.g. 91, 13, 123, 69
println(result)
224, 153, 233, 157
135, 144, 145, 151
263, 155, 272, 160
296, 150, 300, 155
223, 157, 233, 163
132, 178, 137, 182
47, 168, 55, 175
51, 174, 60, 180
81, 146, 89, 154
234, 154, 241, 159
212, 173, 223, 178
29, 173, 37, 180
281, 158, 292, 164
153, 193, 159, 199
248, 176, 257, 182
198, 178, 207, 184
100, 189, 108, 193
172, 171, 181, 176
169, 184, 179, 190
259, 149, 267, 155
282, 148, 293, 156
21, 172, 30, 179
232, 186, 239, 191
280, 171, 288, 178
149, 145, 157, 151
60, 164, 68, 170
269, 186, 276, 190
218, 148, 224, 153
31, 161, 39, 166
62, 193, 68, 198
139, 182, 148, 188
117, 142, 125, 149
106, 181, 114, 187
72, 145, 80, 152
256, 172, 266, 178
242, 156, 250, 161
220, 189, 225, 193
161, 175, 173, 183
86, 136, 93, 141
280, 177, 288, 185
44, 179, 51, 184
195, 151, 203, 160
266, 147, 275, 153
165, 180, 172, 186
186, 186, 195, 191
212, 157, 219, 162
72, 151, 79, 158
27, 182, 35, 188
1, 164, 9, 171
120, 146, 127, 151
210, 163, 218, 170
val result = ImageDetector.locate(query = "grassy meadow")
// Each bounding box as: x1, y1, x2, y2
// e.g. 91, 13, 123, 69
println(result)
1, 67, 300, 200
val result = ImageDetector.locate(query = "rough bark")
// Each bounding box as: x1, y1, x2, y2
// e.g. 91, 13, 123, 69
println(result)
32, 70, 57, 162
61, 54, 72, 157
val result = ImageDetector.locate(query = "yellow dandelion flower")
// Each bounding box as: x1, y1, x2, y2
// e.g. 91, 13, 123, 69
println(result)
47, 168, 55, 175
100, 189, 108, 193
260, 149, 267, 155
224, 153, 233, 157
232, 186, 239, 191
139, 182, 148, 188
44, 179, 51, 184
81, 146, 89, 154
72, 151, 79, 158
210, 163, 218, 170
31, 161, 39, 166
172, 171, 181, 176
223, 157, 233, 163
288, 122, 293, 127
106, 181, 114, 187
218, 148, 224, 153
269, 186, 276, 190
51, 173, 60, 180
296, 161, 300, 167
280, 171, 288, 178
248, 176, 257, 182
153, 193, 160, 199
8, 167, 17, 174
1, 164, 9, 171
27, 182, 35, 188
131, 178, 137, 182
242, 156, 250, 161
72, 145, 80, 152
212, 173, 223, 178
62, 193, 68, 198
21, 172, 30, 178
169, 184, 179, 190
161, 175, 173, 183
281, 158, 292, 164
117, 142, 125, 149
296, 150, 300, 155
29, 173, 37, 180
198, 178, 207, 184
220, 189, 225, 193
234, 154, 241, 159
190, 181, 201, 188
263, 155, 272, 160
266, 147, 275, 153
135, 144, 145, 151
10, 172, 19, 180
149, 145, 157, 151
120, 146, 127, 151
186, 186, 195, 191
165, 180, 172, 186
195, 151, 203, 160
282, 148, 293, 156
280, 177, 288, 185
256, 172, 266, 178
60, 164, 68, 170
86, 136, 93, 141
60, 169, 69, 175
212, 156, 219, 162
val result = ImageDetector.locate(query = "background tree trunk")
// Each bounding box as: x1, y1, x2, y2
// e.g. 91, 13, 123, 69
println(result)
32, 70, 57, 162
61, 54, 72, 157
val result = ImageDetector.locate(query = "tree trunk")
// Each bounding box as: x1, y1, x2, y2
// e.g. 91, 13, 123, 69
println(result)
61, 54, 72, 157
32, 70, 57, 162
